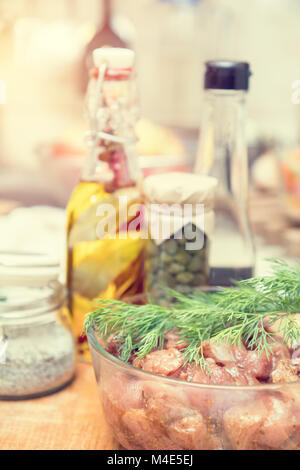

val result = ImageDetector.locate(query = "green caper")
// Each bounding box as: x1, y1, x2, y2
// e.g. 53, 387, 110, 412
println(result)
161, 252, 173, 265
149, 257, 160, 272
148, 241, 160, 257
176, 272, 195, 285
188, 255, 204, 273
166, 274, 177, 288
157, 270, 169, 284
163, 239, 178, 255
173, 250, 191, 265
168, 262, 185, 274
177, 237, 186, 246
175, 284, 194, 295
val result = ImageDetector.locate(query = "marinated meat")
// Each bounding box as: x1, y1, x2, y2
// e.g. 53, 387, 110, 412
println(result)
224, 396, 295, 450
292, 347, 300, 361
224, 398, 268, 450
104, 374, 144, 411
102, 379, 219, 450
122, 409, 179, 450
231, 343, 248, 363
181, 364, 211, 384
202, 359, 237, 385
224, 363, 254, 385
264, 314, 300, 350
271, 359, 299, 384
167, 414, 220, 450
98, 334, 119, 356
165, 331, 188, 350
133, 348, 184, 376
257, 397, 294, 449
270, 341, 290, 361
131, 337, 300, 386
101, 330, 300, 450
143, 382, 191, 424
181, 359, 258, 387
202, 342, 235, 364
292, 357, 300, 373
241, 350, 272, 380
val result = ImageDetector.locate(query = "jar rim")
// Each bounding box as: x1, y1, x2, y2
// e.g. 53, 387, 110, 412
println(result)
0, 252, 64, 324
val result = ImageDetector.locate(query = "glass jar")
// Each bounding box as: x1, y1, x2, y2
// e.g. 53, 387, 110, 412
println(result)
142, 172, 217, 305
0, 252, 76, 400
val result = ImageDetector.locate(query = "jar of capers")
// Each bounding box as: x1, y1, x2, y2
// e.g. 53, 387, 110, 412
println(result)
143, 173, 217, 306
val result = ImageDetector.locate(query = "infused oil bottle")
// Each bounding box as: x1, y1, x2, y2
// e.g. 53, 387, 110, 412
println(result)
195, 61, 255, 286
66, 48, 144, 359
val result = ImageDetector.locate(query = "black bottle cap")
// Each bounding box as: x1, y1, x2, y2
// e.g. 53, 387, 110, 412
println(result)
204, 61, 251, 91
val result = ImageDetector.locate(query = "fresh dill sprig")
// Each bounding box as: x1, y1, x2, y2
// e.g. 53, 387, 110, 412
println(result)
84, 260, 300, 369
85, 300, 176, 362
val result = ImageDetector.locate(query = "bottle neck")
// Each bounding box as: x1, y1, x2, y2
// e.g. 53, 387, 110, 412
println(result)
196, 89, 247, 175
203, 89, 247, 129
103, 0, 111, 26
83, 70, 140, 190
82, 144, 139, 192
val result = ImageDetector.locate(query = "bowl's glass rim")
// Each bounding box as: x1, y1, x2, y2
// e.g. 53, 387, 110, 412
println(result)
87, 326, 300, 391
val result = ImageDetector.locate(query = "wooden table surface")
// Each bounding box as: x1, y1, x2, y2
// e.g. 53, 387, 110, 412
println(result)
0, 363, 118, 450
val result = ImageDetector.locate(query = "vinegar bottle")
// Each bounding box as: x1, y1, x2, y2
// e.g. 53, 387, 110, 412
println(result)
195, 61, 255, 287
67, 48, 144, 359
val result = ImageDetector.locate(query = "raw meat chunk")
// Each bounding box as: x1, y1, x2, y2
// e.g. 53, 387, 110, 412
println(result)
256, 397, 294, 449
202, 341, 235, 364
133, 348, 184, 376
224, 399, 269, 450
165, 331, 188, 351
224, 396, 295, 450
145, 390, 194, 425
122, 409, 179, 450
104, 374, 144, 411
241, 350, 272, 380
167, 414, 220, 450
271, 359, 299, 384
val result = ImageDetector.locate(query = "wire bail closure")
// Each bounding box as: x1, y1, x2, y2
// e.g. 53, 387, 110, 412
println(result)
85, 61, 136, 159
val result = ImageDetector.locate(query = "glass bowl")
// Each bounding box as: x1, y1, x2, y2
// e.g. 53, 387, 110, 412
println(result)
87, 327, 300, 450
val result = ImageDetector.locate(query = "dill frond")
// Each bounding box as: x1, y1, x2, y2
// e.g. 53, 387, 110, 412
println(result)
84, 259, 300, 372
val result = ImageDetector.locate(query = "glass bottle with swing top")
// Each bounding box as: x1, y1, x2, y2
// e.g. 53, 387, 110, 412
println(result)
66, 48, 145, 360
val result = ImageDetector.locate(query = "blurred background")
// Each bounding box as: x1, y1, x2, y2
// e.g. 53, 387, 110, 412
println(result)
1, 0, 300, 263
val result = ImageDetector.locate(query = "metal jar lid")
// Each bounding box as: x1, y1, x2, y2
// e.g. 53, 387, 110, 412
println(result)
0, 252, 60, 287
